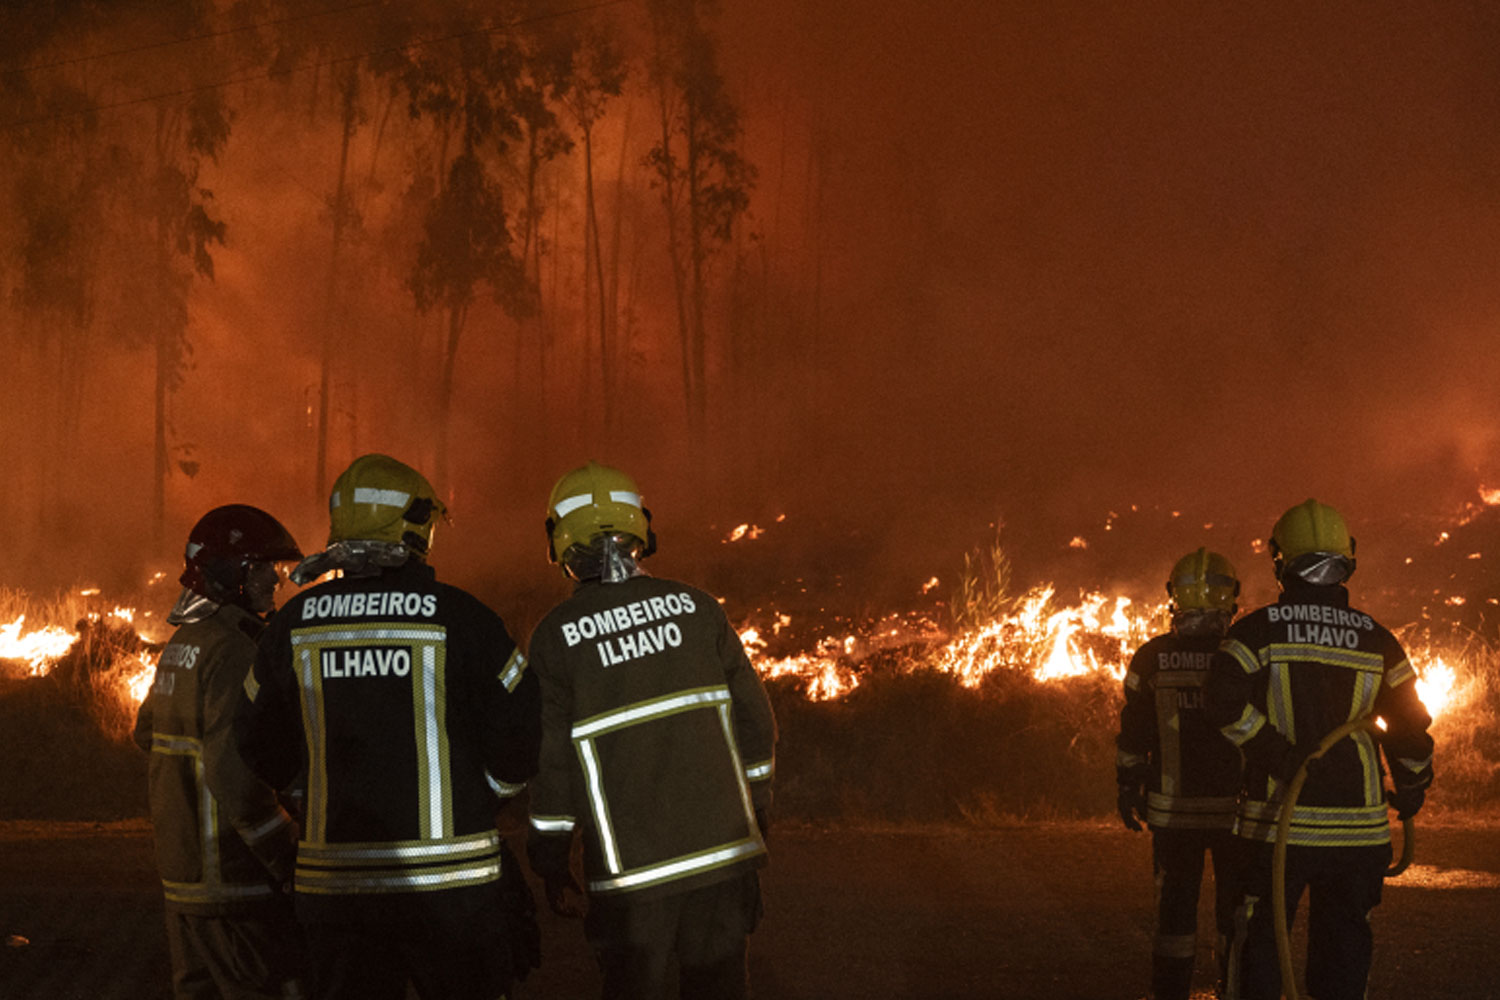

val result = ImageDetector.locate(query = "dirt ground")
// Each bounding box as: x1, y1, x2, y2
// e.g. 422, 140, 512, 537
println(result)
1, 818, 1496, 999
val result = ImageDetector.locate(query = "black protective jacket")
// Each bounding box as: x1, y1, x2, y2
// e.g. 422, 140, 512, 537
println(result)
134, 603, 297, 915
527, 574, 776, 901
1116, 631, 1243, 831
1204, 584, 1434, 847
235, 560, 541, 920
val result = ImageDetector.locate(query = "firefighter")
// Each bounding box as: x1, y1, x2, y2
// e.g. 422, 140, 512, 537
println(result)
234, 454, 542, 1000
133, 504, 306, 999
1116, 547, 1245, 1000
526, 461, 776, 1000
1205, 499, 1434, 1000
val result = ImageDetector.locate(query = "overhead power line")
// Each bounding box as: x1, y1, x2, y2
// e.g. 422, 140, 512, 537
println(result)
0, 0, 635, 133
18, 0, 394, 75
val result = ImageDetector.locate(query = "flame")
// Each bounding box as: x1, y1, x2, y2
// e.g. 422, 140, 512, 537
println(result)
1413, 655, 1460, 720
725, 523, 765, 543
0, 616, 78, 671
0, 604, 160, 704
920, 576, 940, 594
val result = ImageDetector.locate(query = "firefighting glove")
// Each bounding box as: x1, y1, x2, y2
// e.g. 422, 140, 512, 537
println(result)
1387, 784, 1425, 821
527, 831, 587, 919
543, 871, 588, 920
1116, 784, 1147, 832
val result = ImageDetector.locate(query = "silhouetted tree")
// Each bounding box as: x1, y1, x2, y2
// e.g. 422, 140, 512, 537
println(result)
644, 0, 755, 430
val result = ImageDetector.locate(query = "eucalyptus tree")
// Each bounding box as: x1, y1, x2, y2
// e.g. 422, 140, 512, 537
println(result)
643, 0, 754, 431
0, 0, 231, 550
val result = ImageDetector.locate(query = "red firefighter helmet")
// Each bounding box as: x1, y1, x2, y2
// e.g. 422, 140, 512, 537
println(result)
180, 505, 303, 610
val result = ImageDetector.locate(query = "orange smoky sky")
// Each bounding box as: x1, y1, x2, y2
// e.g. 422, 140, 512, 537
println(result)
4, 0, 1500, 607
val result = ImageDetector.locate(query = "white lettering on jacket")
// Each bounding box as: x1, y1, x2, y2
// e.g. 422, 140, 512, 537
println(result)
320, 646, 413, 679
559, 592, 698, 647
302, 592, 438, 620
595, 622, 685, 667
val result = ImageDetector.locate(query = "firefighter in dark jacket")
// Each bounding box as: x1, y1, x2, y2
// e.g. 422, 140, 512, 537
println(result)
1117, 547, 1244, 1000
526, 461, 776, 1000
1205, 499, 1434, 1000
235, 454, 542, 1000
133, 504, 306, 999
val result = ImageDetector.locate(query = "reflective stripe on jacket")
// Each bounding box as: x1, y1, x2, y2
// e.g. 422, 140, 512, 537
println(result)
236, 560, 541, 919
1204, 584, 1434, 848
528, 575, 777, 900
133, 604, 294, 915
1117, 632, 1243, 831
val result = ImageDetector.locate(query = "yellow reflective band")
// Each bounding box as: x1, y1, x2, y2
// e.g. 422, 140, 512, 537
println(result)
1398, 755, 1433, 773
586, 837, 765, 894
243, 670, 260, 701
530, 815, 576, 833
552, 494, 594, 518
292, 625, 447, 645
1221, 638, 1259, 675
150, 733, 202, 756
745, 759, 773, 781
351, 487, 411, 508
571, 685, 732, 740
1263, 643, 1384, 673
298, 831, 499, 865
1386, 658, 1416, 687
162, 879, 277, 904
486, 772, 525, 798
241, 807, 293, 845
1115, 749, 1147, 769
577, 737, 622, 873
1155, 670, 1208, 688
1124, 671, 1142, 691
294, 859, 500, 894
499, 649, 527, 692
1222, 705, 1265, 746
297, 646, 329, 843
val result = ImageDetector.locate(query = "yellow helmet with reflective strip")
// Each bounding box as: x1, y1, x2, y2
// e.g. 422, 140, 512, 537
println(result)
327, 453, 445, 555
545, 460, 654, 563
1270, 498, 1355, 584
1166, 547, 1239, 613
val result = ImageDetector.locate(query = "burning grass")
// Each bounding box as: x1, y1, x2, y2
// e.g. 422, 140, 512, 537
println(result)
0, 589, 162, 819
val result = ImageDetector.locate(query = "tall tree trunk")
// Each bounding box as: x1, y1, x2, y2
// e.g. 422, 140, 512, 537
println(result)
685, 100, 708, 434
153, 214, 171, 553
435, 300, 468, 491
316, 67, 359, 500
584, 124, 612, 434
655, 85, 692, 420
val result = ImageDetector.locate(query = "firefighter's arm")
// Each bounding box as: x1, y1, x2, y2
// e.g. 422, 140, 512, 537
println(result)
525, 636, 585, 917
132, 685, 154, 753
201, 633, 297, 880
233, 617, 302, 795
718, 607, 777, 813
1205, 635, 1294, 777
1375, 643, 1435, 800
475, 611, 542, 798
1115, 647, 1155, 785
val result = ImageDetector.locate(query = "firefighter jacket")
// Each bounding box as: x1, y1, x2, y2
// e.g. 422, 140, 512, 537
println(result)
1204, 583, 1435, 848
1116, 631, 1243, 831
235, 559, 541, 921
133, 602, 297, 915
527, 574, 776, 902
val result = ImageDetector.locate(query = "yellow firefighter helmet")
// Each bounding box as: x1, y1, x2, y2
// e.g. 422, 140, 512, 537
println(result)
327, 453, 445, 555
1166, 547, 1239, 613
1270, 498, 1355, 584
545, 460, 654, 564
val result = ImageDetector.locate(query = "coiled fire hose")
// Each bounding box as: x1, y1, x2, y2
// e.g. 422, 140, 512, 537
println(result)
1273, 717, 1416, 1000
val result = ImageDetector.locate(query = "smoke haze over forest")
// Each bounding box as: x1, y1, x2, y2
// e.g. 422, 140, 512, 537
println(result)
5, 0, 1500, 617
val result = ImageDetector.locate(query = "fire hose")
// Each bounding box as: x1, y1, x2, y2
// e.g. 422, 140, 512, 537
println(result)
1273, 717, 1415, 1000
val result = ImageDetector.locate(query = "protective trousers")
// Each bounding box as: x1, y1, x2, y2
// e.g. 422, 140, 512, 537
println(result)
1150, 828, 1239, 1000
584, 871, 761, 1000
164, 908, 305, 1000
300, 898, 513, 1000
1225, 842, 1389, 1000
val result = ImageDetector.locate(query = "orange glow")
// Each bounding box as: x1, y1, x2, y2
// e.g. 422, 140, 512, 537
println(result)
2, 606, 160, 704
